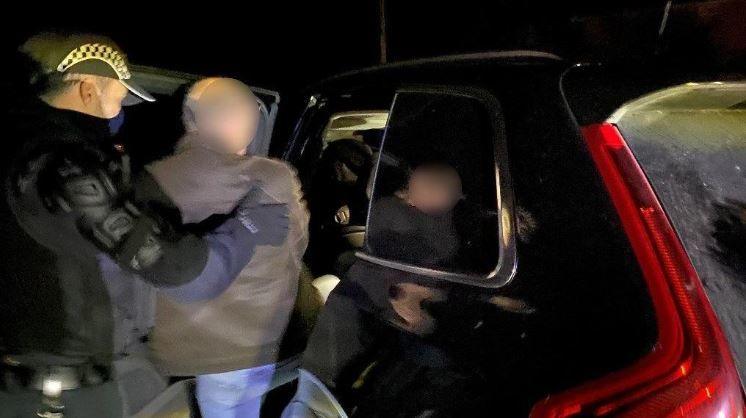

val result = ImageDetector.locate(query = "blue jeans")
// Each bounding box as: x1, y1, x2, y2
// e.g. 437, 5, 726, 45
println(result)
196, 363, 276, 418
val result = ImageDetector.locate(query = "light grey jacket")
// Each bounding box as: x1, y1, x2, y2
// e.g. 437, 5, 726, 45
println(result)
147, 143, 309, 375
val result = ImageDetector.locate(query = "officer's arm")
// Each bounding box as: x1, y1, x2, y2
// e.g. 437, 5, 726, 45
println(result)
40, 145, 289, 293
39, 145, 207, 286
161, 193, 291, 302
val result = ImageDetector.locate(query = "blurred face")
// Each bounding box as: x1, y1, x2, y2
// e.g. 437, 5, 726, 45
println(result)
198, 95, 260, 155
406, 166, 463, 215
186, 78, 261, 155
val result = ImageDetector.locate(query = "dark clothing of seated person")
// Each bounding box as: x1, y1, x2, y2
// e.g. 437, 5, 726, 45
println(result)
368, 163, 463, 269
307, 138, 373, 274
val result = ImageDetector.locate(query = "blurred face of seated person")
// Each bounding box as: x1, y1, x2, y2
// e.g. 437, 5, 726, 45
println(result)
371, 163, 463, 267
146, 78, 265, 224
401, 164, 463, 216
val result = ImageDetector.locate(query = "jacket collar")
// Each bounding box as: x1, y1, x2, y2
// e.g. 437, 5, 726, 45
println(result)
40, 101, 112, 143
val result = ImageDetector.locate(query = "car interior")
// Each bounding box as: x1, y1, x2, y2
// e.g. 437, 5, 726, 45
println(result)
305, 111, 387, 277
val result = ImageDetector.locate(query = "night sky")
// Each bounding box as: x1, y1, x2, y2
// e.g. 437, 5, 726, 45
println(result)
2, 0, 744, 93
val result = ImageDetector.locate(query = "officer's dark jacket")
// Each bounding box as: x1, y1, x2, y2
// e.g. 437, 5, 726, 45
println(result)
0, 99, 208, 366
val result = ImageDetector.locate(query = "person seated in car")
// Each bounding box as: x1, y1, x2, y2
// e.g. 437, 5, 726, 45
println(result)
145, 77, 309, 418
307, 138, 373, 275
368, 162, 463, 268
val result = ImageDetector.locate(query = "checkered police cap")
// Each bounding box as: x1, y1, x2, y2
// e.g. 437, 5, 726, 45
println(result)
57, 43, 132, 79
21, 33, 154, 104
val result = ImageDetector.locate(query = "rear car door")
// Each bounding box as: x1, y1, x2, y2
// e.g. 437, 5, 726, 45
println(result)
282, 55, 664, 417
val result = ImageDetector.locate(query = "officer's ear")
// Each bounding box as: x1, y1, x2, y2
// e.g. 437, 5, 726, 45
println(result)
78, 78, 98, 106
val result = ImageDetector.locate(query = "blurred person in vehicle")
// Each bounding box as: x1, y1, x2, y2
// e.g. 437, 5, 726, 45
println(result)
147, 77, 309, 418
0, 34, 286, 418
369, 162, 463, 268
307, 138, 373, 274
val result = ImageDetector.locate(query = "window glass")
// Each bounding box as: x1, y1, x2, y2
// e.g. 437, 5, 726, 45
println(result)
367, 91, 500, 275
291, 92, 395, 277
322, 111, 389, 143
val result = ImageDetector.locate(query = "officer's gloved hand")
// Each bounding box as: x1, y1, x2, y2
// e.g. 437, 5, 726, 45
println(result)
47, 161, 166, 271
235, 188, 290, 247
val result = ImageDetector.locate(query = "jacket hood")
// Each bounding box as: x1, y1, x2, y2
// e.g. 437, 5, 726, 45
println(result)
146, 137, 257, 224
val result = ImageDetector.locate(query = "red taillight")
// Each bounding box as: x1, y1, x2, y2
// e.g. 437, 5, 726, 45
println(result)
530, 123, 743, 418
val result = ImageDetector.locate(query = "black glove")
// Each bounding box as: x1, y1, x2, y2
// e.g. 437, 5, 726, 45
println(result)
45, 155, 205, 280
236, 187, 290, 247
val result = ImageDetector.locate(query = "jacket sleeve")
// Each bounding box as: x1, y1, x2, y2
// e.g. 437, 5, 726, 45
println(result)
160, 189, 291, 302
33, 143, 208, 287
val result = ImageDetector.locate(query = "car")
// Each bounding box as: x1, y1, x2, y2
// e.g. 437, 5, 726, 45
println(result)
126, 52, 746, 418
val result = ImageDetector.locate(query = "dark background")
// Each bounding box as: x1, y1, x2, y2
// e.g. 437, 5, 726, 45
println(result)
1, 0, 744, 93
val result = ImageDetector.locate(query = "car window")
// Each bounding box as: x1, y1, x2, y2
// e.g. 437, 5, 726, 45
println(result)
366, 90, 501, 276
322, 111, 389, 143
287, 91, 396, 277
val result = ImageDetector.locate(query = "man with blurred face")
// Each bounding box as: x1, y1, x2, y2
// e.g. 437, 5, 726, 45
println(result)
184, 77, 261, 154
147, 78, 309, 418
0, 34, 288, 418
404, 163, 463, 216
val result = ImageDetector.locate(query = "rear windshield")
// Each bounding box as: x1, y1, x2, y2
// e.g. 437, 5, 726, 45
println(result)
616, 85, 746, 386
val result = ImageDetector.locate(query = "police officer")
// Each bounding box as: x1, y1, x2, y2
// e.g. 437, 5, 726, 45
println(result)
0, 33, 287, 418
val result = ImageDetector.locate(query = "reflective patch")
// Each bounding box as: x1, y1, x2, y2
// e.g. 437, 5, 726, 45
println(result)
238, 207, 260, 234
241, 217, 259, 234
129, 235, 163, 270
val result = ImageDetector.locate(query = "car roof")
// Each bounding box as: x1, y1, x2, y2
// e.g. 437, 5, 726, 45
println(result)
609, 81, 746, 122
128, 64, 280, 101
308, 50, 564, 93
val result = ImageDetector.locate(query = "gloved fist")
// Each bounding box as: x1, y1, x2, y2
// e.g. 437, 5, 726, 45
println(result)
236, 191, 290, 247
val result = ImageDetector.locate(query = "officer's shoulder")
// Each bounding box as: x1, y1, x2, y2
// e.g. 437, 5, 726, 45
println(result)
15, 115, 98, 160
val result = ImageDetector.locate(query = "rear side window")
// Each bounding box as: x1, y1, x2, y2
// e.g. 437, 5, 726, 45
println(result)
366, 90, 502, 276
